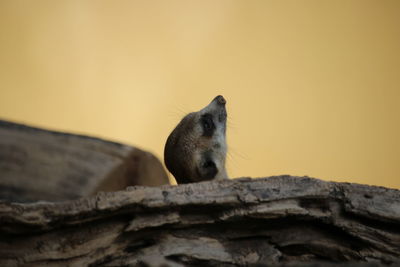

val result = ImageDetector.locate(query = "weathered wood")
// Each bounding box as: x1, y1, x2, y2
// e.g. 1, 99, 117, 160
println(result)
1, 120, 399, 266
1, 176, 399, 266
0, 120, 169, 203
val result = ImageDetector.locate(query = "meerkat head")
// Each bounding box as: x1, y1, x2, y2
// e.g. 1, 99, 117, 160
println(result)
164, 95, 228, 184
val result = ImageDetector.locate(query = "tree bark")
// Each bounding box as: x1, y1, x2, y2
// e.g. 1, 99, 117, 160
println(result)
1, 176, 399, 266
1, 120, 399, 266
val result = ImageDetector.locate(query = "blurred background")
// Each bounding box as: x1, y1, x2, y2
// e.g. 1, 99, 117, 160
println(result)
0, 0, 399, 188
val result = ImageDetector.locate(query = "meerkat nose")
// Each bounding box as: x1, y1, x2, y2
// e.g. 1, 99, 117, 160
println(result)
214, 95, 226, 105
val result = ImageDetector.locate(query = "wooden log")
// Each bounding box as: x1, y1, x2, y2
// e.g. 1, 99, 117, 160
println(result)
1, 176, 399, 266
1, 120, 399, 266
0, 120, 170, 203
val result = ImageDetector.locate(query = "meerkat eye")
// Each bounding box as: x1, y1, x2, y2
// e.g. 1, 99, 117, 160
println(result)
201, 114, 215, 137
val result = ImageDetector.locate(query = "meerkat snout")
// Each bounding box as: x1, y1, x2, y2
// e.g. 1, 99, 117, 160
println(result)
164, 95, 228, 184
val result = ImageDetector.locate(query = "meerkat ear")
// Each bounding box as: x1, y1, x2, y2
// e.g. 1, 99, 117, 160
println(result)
201, 159, 218, 179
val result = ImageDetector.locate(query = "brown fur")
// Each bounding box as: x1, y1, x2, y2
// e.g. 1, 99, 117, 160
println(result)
164, 96, 228, 184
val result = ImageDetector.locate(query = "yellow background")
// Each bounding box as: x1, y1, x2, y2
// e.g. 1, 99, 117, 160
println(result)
1, 1, 399, 188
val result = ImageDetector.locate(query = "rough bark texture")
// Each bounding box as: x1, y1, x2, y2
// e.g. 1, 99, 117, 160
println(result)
1, 120, 400, 266
1, 176, 400, 266
0, 120, 170, 202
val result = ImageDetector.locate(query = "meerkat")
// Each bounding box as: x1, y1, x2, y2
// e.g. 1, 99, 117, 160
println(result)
164, 95, 228, 184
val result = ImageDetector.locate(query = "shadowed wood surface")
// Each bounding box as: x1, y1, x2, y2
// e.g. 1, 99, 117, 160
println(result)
0, 120, 169, 203
1, 120, 399, 266
1, 176, 399, 266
